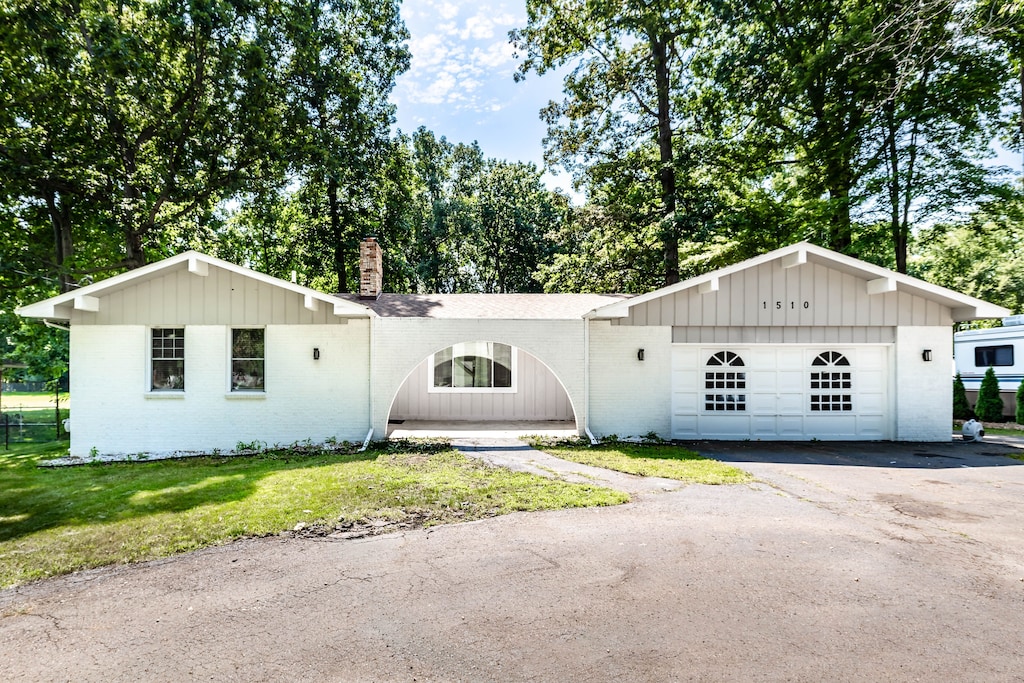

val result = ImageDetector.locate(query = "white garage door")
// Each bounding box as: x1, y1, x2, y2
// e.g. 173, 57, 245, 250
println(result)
671, 345, 891, 440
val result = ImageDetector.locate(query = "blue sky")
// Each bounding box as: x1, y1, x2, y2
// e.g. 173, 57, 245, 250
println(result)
391, 0, 576, 194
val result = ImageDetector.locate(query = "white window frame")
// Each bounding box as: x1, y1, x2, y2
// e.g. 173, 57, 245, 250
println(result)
703, 350, 746, 412
148, 327, 186, 394
228, 327, 266, 394
427, 342, 518, 394
810, 351, 853, 412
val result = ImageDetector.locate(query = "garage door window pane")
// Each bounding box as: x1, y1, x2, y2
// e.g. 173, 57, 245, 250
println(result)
810, 352, 852, 411
705, 352, 746, 411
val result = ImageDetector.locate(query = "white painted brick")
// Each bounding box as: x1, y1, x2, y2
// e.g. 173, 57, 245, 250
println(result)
69, 323, 369, 456
894, 326, 953, 441
588, 322, 672, 439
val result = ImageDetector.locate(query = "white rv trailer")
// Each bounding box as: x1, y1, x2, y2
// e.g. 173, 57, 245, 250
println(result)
953, 315, 1024, 417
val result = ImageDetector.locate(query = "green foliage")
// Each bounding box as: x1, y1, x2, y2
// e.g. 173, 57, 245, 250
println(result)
911, 192, 1024, 314
953, 373, 974, 420
1016, 377, 1024, 424
976, 366, 1006, 421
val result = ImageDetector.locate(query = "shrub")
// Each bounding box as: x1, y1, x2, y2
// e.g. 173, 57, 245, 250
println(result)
953, 373, 973, 420
975, 367, 1005, 422
1017, 378, 1024, 424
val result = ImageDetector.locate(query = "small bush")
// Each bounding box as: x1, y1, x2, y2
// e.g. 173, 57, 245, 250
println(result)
1016, 378, 1024, 424
975, 366, 1005, 422
953, 373, 973, 420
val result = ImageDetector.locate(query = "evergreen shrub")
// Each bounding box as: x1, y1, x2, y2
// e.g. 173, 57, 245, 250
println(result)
953, 373, 973, 420
975, 367, 1005, 422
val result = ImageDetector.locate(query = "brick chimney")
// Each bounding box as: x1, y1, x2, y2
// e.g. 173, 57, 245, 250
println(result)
359, 237, 383, 300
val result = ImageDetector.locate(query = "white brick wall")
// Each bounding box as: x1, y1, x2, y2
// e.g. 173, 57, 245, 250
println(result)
69, 323, 370, 456
894, 326, 953, 441
371, 318, 586, 437
588, 322, 672, 439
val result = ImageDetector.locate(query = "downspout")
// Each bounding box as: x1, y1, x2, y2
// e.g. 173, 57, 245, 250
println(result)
44, 320, 71, 332
358, 314, 375, 451
584, 316, 599, 445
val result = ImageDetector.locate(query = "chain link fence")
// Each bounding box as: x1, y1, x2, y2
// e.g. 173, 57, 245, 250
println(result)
1, 393, 70, 449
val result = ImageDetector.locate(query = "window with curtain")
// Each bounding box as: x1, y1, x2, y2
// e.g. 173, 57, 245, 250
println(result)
432, 342, 514, 391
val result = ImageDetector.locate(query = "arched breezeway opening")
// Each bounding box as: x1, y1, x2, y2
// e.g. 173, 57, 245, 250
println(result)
385, 340, 579, 439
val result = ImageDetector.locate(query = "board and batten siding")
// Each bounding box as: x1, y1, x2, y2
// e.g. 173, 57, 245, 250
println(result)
389, 349, 574, 421
69, 265, 352, 327
672, 326, 896, 344
614, 262, 951, 328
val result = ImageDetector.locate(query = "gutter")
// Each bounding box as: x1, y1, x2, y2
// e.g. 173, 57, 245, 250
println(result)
584, 317, 599, 445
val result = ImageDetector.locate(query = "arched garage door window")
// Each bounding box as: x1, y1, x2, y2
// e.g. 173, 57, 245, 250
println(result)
810, 351, 852, 411
705, 351, 746, 411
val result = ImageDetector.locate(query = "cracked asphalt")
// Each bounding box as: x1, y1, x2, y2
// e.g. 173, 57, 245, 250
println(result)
3, 438, 1024, 681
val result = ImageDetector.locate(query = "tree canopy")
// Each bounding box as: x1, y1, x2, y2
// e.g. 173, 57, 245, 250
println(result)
2, 0, 1023, 377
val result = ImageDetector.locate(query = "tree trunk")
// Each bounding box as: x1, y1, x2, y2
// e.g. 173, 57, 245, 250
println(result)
651, 32, 679, 286
824, 154, 853, 254
328, 175, 347, 292
44, 189, 75, 293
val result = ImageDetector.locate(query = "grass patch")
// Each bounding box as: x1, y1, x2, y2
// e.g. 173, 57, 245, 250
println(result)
528, 437, 752, 484
0, 439, 627, 588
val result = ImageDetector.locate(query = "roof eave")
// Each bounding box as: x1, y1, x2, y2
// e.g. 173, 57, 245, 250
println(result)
14, 251, 375, 321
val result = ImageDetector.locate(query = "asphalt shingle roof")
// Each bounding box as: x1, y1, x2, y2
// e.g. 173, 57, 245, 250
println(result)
334, 293, 632, 319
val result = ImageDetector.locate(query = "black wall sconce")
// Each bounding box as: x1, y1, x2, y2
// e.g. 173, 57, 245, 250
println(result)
921, 349, 932, 362
637, 348, 645, 361
313, 347, 320, 360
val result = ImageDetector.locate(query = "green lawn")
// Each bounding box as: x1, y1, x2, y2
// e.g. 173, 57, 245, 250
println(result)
0, 440, 627, 588
530, 438, 752, 484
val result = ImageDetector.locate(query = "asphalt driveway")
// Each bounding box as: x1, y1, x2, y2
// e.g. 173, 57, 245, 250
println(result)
3, 439, 1024, 681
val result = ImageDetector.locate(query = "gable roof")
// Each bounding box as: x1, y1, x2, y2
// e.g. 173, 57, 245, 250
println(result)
16, 251, 374, 321
588, 242, 1009, 323
335, 293, 631, 319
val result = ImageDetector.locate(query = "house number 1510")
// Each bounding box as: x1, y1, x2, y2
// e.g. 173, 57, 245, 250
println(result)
763, 301, 810, 309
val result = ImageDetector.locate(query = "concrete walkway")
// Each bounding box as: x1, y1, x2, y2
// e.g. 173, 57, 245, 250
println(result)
450, 436, 687, 495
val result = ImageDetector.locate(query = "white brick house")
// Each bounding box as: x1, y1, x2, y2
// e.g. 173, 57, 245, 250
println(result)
17, 240, 1008, 456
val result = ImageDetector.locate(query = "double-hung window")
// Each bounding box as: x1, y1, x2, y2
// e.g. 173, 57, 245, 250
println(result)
151, 328, 185, 391
231, 328, 265, 392
431, 342, 514, 391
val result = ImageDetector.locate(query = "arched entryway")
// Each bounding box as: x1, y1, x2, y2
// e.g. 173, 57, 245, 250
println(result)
385, 340, 579, 438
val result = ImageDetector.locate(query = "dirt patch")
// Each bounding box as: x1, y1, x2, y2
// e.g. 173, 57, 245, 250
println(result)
874, 493, 987, 523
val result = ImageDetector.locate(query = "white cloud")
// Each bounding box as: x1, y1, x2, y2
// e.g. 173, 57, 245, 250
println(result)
437, 2, 460, 20
396, 1, 526, 110
471, 41, 514, 70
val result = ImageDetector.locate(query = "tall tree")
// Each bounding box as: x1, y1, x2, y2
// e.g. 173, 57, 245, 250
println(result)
0, 0, 290, 275
513, 0, 710, 285
281, 0, 409, 292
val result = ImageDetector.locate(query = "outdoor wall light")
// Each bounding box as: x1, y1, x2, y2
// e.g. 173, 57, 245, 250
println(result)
922, 349, 932, 362
313, 347, 320, 361
637, 348, 645, 361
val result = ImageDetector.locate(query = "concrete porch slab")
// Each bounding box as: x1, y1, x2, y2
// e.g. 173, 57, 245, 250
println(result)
386, 420, 578, 440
